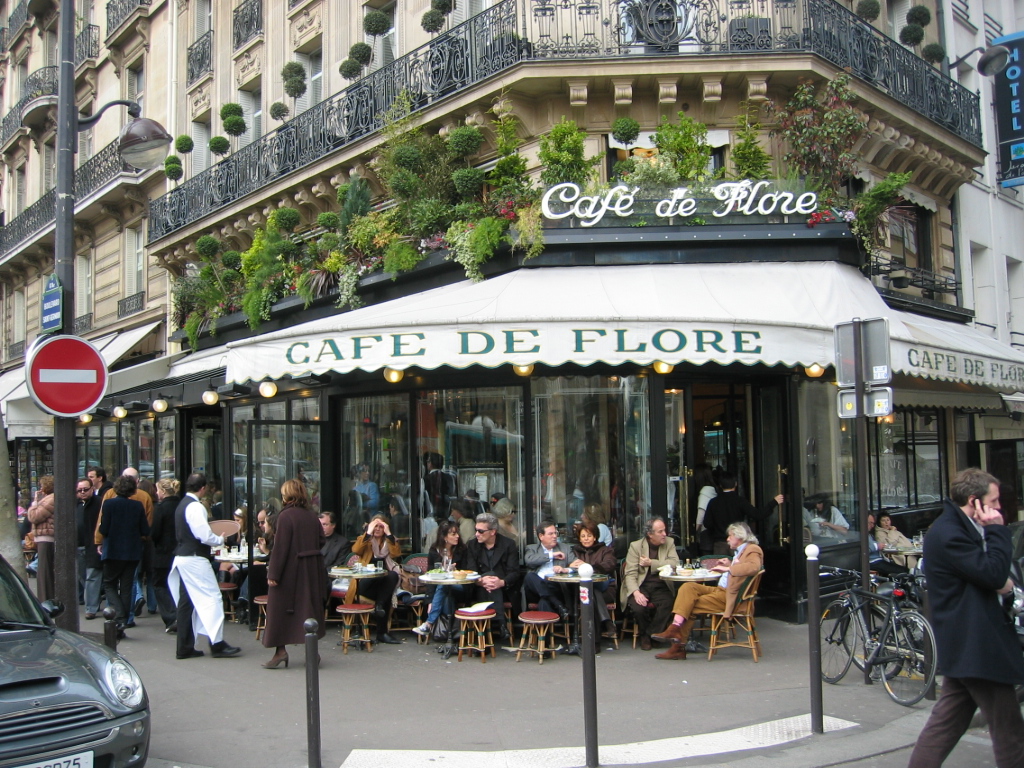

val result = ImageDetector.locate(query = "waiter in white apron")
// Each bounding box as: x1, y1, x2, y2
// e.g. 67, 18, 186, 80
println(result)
168, 472, 241, 659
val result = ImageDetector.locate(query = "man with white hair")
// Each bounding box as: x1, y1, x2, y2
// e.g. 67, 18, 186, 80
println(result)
651, 522, 763, 660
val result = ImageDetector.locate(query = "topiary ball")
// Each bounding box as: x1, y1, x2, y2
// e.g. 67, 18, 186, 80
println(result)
855, 0, 880, 21
906, 5, 931, 27
452, 167, 485, 198
317, 212, 341, 230
363, 9, 392, 37
432, 0, 453, 12
221, 250, 242, 271
349, 42, 373, 66
164, 154, 182, 168
281, 61, 305, 80
391, 143, 424, 171
422, 9, 446, 33
388, 168, 420, 198
447, 125, 485, 157
899, 23, 924, 46
285, 77, 307, 98
175, 135, 194, 153
195, 235, 222, 258
269, 101, 290, 121
223, 115, 247, 136
611, 117, 641, 146
339, 58, 363, 80
336, 183, 351, 206
277, 239, 300, 258
210, 136, 230, 155
273, 207, 301, 232
165, 164, 183, 181
220, 103, 243, 120
922, 42, 945, 64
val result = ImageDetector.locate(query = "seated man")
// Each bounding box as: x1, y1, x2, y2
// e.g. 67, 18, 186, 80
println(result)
621, 517, 679, 651
523, 520, 574, 619
652, 521, 762, 660
320, 511, 351, 570
464, 512, 520, 641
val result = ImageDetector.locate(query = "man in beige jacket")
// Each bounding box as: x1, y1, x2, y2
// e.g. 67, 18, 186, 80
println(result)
621, 516, 679, 650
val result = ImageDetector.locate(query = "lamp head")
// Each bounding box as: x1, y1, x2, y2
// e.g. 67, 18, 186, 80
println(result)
978, 45, 1011, 77
118, 117, 172, 169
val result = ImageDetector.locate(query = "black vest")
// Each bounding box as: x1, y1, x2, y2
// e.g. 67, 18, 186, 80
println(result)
174, 494, 211, 558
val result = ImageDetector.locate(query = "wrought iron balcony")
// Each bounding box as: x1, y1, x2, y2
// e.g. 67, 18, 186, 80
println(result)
8, 2, 28, 38
147, 0, 983, 244
7, 340, 25, 361
870, 252, 960, 298
233, 0, 262, 51
118, 291, 145, 318
0, 27, 8, 54
0, 66, 58, 148
73, 313, 93, 334
187, 30, 213, 86
107, 0, 151, 39
76, 139, 138, 201
75, 24, 99, 68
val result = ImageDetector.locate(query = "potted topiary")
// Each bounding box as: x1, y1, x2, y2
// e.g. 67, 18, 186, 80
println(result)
220, 103, 247, 137
210, 136, 230, 156
281, 61, 307, 101
922, 42, 945, 65
363, 10, 392, 37
175, 135, 194, 154
269, 101, 290, 121
164, 155, 183, 180
855, 0, 881, 22
422, 8, 446, 33
611, 116, 641, 161
900, 5, 931, 48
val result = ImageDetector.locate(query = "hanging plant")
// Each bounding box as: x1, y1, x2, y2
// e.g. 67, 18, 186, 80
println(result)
850, 172, 912, 257
339, 59, 363, 81
363, 10, 392, 37
210, 136, 230, 156
175, 135, 194, 153
269, 101, 290, 121
855, 0, 880, 21
422, 9, 446, 33
349, 42, 373, 66
611, 117, 641, 147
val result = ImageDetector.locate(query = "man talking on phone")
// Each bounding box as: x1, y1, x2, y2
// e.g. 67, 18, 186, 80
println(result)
908, 468, 1024, 768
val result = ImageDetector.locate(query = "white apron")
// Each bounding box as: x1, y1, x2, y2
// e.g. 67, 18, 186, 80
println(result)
168, 555, 224, 644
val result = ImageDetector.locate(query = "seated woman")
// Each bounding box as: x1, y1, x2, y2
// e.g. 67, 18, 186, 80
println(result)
351, 514, 402, 645
570, 521, 618, 637
874, 512, 918, 569
413, 521, 466, 637
581, 506, 613, 548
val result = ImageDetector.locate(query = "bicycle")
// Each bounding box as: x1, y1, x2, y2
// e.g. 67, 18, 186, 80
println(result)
818, 566, 937, 706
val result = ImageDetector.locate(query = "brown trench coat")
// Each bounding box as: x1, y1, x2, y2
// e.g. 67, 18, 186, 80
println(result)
263, 504, 327, 646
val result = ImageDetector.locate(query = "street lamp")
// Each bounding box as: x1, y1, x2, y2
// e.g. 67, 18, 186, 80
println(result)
950, 45, 1012, 76
50, 0, 171, 633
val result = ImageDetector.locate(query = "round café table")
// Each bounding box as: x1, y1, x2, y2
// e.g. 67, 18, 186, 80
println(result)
419, 572, 481, 659
547, 572, 611, 655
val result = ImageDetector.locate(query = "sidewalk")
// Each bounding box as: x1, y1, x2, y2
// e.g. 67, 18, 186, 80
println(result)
93, 605, 1008, 768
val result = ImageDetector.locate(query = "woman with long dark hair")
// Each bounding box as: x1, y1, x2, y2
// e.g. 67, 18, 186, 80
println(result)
413, 521, 467, 637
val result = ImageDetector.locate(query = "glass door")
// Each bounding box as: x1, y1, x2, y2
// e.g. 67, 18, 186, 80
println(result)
245, 420, 323, 521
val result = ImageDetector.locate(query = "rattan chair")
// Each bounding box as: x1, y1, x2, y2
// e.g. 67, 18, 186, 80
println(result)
698, 570, 764, 662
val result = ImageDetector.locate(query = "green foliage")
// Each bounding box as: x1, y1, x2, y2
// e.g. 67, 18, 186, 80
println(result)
220, 103, 243, 120
422, 9, 446, 33
183, 311, 205, 351
165, 164, 183, 180
164, 154, 182, 168
384, 240, 425, 275
452, 201, 485, 220
775, 74, 864, 203
855, 0, 880, 21
446, 125, 484, 157
432, 0, 453, 12
336, 183, 351, 207
240, 225, 292, 330
195, 235, 221, 258
270, 101, 290, 121
175, 135, 194, 153
349, 42, 373, 65
612, 158, 636, 180
444, 217, 508, 281
285, 77, 307, 99
317, 212, 340, 230
318, 233, 340, 252
486, 101, 534, 206
363, 10, 392, 36
731, 102, 772, 181
339, 59, 363, 80
210, 136, 230, 155
611, 117, 641, 147
408, 198, 453, 238
281, 61, 305, 80
851, 172, 911, 256
348, 210, 401, 260
510, 203, 545, 261
271, 207, 301, 232
452, 167, 485, 197
652, 111, 714, 182
222, 251, 242, 270
392, 144, 424, 172
389, 168, 421, 199
338, 177, 371, 244
900, 24, 924, 46
223, 115, 247, 136
922, 42, 945, 63
906, 5, 931, 26
619, 154, 680, 188
538, 118, 600, 187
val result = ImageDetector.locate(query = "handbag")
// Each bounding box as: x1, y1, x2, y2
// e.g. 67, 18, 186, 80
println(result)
431, 613, 452, 641
400, 562, 423, 593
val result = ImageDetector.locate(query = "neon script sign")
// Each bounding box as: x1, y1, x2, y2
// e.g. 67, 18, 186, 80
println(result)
540, 180, 819, 227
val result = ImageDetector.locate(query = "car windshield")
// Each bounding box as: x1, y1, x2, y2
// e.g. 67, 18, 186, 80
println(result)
0, 555, 47, 625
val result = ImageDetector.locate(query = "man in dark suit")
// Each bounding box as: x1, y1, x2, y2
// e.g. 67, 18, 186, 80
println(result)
702, 472, 783, 555
908, 468, 1024, 767
464, 511, 520, 641
320, 511, 350, 569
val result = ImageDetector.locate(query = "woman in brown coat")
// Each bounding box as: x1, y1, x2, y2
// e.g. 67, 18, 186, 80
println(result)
570, 520, 618, 636
26, 475, 56, 601
262, 479, 327, 669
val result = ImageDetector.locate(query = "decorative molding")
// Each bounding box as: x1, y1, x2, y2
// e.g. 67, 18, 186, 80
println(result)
125, 188, 148, 218
745, 75, 769, 102
176, 0, 189, 13
73, 220, 95, 250
611, 78, 633, 106
310, 178, 336, 205
566, 79, 589, 107
189, 82, 211, 120
656, 76, 678, 104
291, 5, 322, 49
137, 18, 151, 52
235, 46, 262, 88
247, 210, 267, 231
101, 203, 125, 233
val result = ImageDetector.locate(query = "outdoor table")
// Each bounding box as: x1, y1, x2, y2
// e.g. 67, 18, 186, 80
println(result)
547, 571, 611, 655
329, 566, 388, 605
662, 568, 723, 584
419, 572, 481, 659
881, 547, 923, 557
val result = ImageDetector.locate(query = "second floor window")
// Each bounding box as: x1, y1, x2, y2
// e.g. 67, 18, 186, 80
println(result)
14, 167, 26, 215
887, 205, 932, 272
75, 253, 92, 318
368, 5, 397, 72
191, 120, 211, 174
127, 62, 145, 117
294, 51, 322, 114
12, 289, 26, 343
195, 0, 212, 37
124, 226, 145, 297
238, 88, 261, 148
41, 144, 55, 192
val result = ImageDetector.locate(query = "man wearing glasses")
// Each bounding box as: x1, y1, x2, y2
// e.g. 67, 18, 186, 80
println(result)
76, 478, 103, 619
465, 512, 520, 642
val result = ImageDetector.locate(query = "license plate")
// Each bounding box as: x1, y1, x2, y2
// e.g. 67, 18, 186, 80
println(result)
15, 752, 93, 768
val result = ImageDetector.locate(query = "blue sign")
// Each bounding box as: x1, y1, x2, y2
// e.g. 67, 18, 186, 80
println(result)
994, 32, 1024, 188
40, 274, 62, 333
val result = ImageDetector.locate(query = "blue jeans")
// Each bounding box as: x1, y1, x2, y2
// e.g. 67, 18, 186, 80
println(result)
426, 584, 466, 625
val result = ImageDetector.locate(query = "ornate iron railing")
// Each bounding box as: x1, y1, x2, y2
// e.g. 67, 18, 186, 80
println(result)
0, 27, 8, 54
287, 0, 304, 8
147, 0, 983, 244
7, 340, 25, 360
187, 29, 213, 86
233, 0, 262, 50
106, 0, 151, 38
1, 190, 54, 256
0, 66, 59, 148
76, 139, 137, 200
73, 313, 93, 334
118, 291, 145, 318
75, 24, 99, 68
8, 1, 27, 37
870, 251, 960, 298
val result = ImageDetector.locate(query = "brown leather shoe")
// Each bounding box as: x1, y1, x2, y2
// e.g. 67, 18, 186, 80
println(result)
640, 635, 653, 651
655, 643, 688, 660
651, 623, 684, 643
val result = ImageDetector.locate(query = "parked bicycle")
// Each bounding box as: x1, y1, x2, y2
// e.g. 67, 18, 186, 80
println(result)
818, 566, 937, 706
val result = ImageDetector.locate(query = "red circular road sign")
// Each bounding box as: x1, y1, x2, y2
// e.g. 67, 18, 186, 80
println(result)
26, 336, 108, 418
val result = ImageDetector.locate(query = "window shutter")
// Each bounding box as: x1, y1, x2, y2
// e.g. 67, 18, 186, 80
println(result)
891, 0, 912, 42
309, 51, 323, 106
195, 0, 211, 37
15, 169, 25, 214
451, 0, 486, 26
293, 53, 311, 114
75, 254, 91, 318
191, 121, 210, 173
45, 32, 57, 67
125, 228, 139, 296
78, 127, 94, 165
42, 144, 55, 192
252, 88, 262, 142
238, 90, 254, 147
13, 290, 25, 343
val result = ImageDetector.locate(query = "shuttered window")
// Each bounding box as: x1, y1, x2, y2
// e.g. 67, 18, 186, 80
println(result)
238, 88, 262, 147
14, 168, 25, 215
12, 290, 25, 343
41, 144, 55, 192
293, 51, 322, 115
195, 0, 212, 37
127, 62, 144, 116
78, 126, 94, 166
450, 0, 488, 26
124, 227, 144, 297
889, 0, 912, 44
191, 120, 211, 173
75, 254, 92, 318
368, 6, 397, 72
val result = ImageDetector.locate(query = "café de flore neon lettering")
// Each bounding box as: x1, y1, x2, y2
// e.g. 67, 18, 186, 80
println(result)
284, 327, 764, 365
540, 180, 819, 227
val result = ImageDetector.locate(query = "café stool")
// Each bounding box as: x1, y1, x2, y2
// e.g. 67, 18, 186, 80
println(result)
336, 603, 375, 654
455, 608, 496, 663
219, 582, 238, 621
253, 595, 268, 641
516, 611, 559, 664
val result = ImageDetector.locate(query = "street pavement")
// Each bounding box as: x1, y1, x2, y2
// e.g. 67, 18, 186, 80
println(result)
77, 604, 1014, 768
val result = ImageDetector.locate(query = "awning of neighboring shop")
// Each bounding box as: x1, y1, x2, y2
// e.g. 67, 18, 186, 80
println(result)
1001, 393, 1024, 414
892, 374, 1006, 410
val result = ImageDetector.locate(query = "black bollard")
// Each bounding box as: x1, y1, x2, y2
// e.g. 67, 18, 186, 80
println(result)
102, 607, 118, 651
805, 545, 824, 734
304, 618, 322, 768
579, 570, 599, 767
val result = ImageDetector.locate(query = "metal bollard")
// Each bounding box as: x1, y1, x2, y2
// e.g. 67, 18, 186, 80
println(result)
102, 607, 118, 651
805, 545, 824, 735
578, 564, 599, 767
304, 618, 322, 768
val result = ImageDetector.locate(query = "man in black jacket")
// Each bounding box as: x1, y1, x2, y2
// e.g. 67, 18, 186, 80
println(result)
320, 511, 351, 570
702, 472, 784, 555
908, 468, 1024, 767
76, 478, 103, 618
464, 511, 519, 641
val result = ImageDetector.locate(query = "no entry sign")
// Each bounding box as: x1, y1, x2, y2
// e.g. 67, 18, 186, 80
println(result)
26, 335, 108, 418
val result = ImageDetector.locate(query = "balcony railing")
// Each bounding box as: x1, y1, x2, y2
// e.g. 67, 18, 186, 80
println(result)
148, 0, 983, 244
73, 313, 93, 334
187, 30, 213, 86
7, 340, 25, 360
8, 2, 28, 37
233, 0, 262, 50
118, 291, 145, 318
0, 27, 8, 54
870, 251, 960, 298
1, 66, 58, 147
75, 24, 99, 68
76, 139, 138, 200
107, 0, 151, 38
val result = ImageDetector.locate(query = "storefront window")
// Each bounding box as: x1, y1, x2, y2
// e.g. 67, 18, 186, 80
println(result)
869, 409, 945, 511
292, 397, 319, 420
416, 387, 525, 552
138, 418, 155, 480
533, 375, 650, 546
121, 419, 137, 473
231, 405, 255, 512
158, 415, 176, 480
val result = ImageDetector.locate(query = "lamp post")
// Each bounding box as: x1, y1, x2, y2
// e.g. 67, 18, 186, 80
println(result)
51, 0, 170, 632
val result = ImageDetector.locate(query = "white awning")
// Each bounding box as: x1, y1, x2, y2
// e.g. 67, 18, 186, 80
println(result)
97, 321, 162, 368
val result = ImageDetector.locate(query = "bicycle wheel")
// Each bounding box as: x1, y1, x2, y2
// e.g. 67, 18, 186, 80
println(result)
882, 609, 937, 707
820, 598, 854, 683
850, 603, 886, 672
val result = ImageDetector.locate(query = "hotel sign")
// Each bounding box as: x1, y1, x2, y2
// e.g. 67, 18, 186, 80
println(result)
994, 31, 1024, 188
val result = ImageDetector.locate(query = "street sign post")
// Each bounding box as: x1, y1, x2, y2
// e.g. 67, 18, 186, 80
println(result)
835, 318, 891, 387
40, 275, 63, 333
837, 387, 894, 419
25, 335, 108, 418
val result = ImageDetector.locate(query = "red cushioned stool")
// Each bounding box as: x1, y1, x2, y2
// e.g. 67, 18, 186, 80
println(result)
516, 610, 560, 664
455, 608, 496, 662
